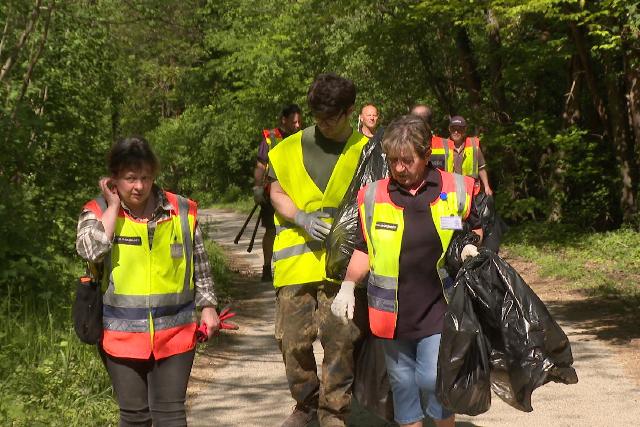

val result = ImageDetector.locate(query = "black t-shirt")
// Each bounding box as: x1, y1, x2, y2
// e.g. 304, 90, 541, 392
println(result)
267, 125, 351, 192
355, 164, 481, 340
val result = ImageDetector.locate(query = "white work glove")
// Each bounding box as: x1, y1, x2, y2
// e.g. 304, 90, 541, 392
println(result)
252, 186, 266, 204
294, 210, 331, 241
461, 244, 479, 261
331, 281, 356, 324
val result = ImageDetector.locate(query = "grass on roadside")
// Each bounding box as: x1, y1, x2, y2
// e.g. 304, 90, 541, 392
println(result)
503, 222, 640, 302
0, 240, 234, 426
209, 196, 255, 214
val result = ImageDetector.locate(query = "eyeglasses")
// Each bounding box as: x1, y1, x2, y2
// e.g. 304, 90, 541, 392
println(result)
313, 111, 345, 127
449, 126, 466, 134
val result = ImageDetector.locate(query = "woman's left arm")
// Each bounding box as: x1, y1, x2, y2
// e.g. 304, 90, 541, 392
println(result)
193, 223, 220, 337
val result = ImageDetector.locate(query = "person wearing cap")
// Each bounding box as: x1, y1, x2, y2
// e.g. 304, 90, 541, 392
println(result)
447, 115, 492, 195
331, 115, 482, 427
268, 73, 369, 427
410, 104, 453, 172
253, 104, 303, 281
358, 103, 380, 138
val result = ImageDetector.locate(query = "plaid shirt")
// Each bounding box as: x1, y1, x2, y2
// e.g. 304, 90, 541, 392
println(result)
76, 186, 217, 308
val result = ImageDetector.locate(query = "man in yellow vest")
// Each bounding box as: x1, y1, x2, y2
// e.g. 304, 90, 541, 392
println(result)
448, 115, 493, 195
253, 104, 302, 281
267, 73, 369, 427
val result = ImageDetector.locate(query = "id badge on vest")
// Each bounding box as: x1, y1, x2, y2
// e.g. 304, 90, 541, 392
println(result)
441, 216, 463, 230
170, 243, 184, 259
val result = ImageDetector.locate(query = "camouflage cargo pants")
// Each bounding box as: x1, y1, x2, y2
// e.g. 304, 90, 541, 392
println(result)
275, 281, 368, 427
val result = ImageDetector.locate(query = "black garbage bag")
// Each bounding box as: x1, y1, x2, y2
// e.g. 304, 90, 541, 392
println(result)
445, 231, 481, 277
436, 272, 492, 415
325, 127, 388, 281
353, 335, 395, 422
438, 249, 578, 414
473, 193, 509, 254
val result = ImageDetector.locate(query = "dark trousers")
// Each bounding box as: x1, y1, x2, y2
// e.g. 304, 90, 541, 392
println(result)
100, 348, 196, 427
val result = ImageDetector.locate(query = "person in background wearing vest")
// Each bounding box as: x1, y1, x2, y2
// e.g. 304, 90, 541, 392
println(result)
268, 73, 370, 427
358, 103, 380, 138
253, 104, 302, 281
76, 137, 220, 426
331, 116, 483, 427
411, 103, 454, 172
448, 115, 492, 196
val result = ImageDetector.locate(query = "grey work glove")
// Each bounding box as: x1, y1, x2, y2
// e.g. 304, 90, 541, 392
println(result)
331, 281, 356, 324
252, 186, 266, 204
461, 244, 479, 261
294, 210, 331, 241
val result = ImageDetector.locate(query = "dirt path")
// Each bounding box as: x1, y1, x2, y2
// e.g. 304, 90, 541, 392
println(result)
188, 208, 640, 427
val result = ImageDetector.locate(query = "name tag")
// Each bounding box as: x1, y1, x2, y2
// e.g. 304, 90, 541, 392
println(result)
170, 243, 184, 259
113, 236, 142, 245
375, 222, 398, 231
441, 216, 463, 230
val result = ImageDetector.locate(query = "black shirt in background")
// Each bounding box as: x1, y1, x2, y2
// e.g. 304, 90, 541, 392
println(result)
355, 164, 481, 340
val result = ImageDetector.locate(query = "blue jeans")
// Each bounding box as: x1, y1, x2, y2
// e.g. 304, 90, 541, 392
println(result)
382, 334, 452, 424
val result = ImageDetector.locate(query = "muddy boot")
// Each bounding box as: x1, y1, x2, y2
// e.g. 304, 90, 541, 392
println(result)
281, 404, 317, 427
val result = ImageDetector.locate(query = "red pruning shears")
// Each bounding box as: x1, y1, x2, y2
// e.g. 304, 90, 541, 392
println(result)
196, 305, 239, 342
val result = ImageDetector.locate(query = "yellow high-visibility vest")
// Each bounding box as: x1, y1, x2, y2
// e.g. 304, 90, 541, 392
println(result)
268, 127, 368, 287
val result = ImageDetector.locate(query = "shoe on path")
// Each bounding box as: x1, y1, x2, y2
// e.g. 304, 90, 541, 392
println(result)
281, 404, 317, 427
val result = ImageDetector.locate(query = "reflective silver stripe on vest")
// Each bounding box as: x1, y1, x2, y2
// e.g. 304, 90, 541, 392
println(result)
103, 317, 149, 332
442, 138, 450, 168
154, 310, 196, 331
272, 240, 324, 262
367, 294, 396, 313
275, 224, 295, 235
471, 137, 478, 178
103, 292, 194, 308
453, 173, 466, 215
177, 196, 193, 293
269, 129, 279, 148
370, 272, 397, 290
437, 267, 450, 282
95, 196, 107, 212
363, 181, 378, 257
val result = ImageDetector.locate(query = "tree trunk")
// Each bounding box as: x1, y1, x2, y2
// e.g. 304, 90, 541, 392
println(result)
454, 25, 482, 110
416, 40, 455, 116
0, 0, 42, 84
568, 21, 608, 128
605, 50, 637, 222
485, 9, 508, 122
548, 55, 583, 222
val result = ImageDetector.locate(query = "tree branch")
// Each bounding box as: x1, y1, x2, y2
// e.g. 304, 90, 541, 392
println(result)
0, 0, 42, 84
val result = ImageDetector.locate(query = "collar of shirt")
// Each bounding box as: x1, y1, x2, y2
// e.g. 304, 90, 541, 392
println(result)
389, 164, 440, 196
119, 185, 169, 221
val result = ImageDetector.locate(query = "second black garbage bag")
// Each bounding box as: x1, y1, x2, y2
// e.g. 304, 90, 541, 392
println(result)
437, 246, 578, 415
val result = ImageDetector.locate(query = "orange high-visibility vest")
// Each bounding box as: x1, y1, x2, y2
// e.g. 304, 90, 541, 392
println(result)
357, 171, 474, 339
431, 135, 454, 171
83, 191, 197, 359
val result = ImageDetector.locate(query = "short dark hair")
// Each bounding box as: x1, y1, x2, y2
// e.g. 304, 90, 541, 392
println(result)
280, 104, 302, 119
107, 136, 160, 177
382, 115, 432, 158
307, 73, 356, 117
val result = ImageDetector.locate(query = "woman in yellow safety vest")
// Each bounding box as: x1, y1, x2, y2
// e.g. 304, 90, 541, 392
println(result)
76, 136, 220, 426
331, 116, 483, 427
